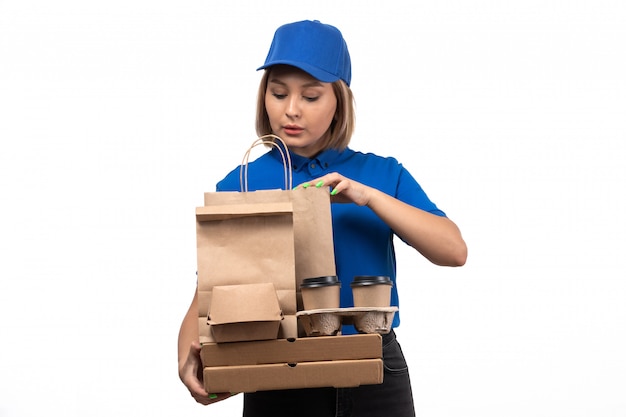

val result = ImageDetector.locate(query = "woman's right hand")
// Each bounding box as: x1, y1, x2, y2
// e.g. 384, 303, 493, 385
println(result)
179, 340, 233, 405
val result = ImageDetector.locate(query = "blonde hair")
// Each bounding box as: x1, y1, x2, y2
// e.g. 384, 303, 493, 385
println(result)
255, 67, 356, 151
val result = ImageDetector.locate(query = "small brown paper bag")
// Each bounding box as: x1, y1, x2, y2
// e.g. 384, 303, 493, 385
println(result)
196, 136, 336, 343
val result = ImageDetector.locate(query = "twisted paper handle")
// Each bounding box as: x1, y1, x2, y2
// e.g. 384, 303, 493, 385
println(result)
240, 134, 293, 192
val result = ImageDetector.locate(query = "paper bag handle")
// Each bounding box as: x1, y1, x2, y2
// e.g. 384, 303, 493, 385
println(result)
240, 134, 293, 192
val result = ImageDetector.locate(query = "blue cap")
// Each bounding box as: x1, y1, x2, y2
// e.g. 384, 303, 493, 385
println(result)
257, 20, 352, 86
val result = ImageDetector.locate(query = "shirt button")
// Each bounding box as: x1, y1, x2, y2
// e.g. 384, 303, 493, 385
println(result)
310, 163, 316, 169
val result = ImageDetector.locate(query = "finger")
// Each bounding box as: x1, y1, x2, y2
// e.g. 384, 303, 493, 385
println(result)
189, 339, 202, 352
193, 393, 211, 406
184, 341, 211, 399
187, 373, 211, 405
292, 181, 311, 189
187, 374, 209, 396
194, 392, 235, 406
209, 392, 237, 403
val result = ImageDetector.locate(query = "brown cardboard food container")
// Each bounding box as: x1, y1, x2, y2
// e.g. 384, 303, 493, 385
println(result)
201, 334, 383, 393
201, 333, 382, 366
207, 283, 283, 343
204, 359, 383, 393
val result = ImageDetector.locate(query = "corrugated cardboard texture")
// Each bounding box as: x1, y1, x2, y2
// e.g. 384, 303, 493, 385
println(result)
201, 334, 382, 367
203, 359, 384, 393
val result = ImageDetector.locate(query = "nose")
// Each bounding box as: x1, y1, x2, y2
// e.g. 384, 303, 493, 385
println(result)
285, 96, 300, 118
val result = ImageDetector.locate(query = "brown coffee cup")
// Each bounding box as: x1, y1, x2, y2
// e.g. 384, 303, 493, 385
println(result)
350, 275, 393, 307
300, 276, 341, 310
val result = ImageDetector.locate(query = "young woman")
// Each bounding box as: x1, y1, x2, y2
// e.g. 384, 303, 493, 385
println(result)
178, 19, 467, 417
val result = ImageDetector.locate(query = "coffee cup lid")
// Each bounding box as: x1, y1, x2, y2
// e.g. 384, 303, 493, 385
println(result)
350, 275, 393, 287
300, 276, 341, 288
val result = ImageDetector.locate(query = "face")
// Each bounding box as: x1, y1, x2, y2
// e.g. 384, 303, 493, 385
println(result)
265, 66, 337, 158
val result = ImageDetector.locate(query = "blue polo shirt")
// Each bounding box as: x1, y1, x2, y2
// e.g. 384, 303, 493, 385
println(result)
216, 146, 446, 333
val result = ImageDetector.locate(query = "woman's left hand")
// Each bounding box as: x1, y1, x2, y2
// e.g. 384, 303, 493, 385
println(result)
294, 173, 372, 206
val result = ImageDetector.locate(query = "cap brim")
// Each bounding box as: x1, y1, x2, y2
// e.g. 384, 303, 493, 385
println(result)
257, 60, 340, 83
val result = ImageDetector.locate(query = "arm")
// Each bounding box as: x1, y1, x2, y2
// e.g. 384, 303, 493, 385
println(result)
298, 173, 467, 267
364, 186, 467, 266
178, 289, 233, 405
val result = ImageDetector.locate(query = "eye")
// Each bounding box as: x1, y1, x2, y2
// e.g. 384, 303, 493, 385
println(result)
272, 93, 287, 99
303, 96, 319, 102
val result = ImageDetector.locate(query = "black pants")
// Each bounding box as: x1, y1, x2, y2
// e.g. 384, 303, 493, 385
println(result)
243, 330, 416, 417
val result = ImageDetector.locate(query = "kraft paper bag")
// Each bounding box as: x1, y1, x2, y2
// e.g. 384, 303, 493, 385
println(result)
196, 192, 296, 343
196, 136, 336, 344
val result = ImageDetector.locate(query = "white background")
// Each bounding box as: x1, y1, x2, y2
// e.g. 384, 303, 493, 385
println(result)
1, 1, 625, 416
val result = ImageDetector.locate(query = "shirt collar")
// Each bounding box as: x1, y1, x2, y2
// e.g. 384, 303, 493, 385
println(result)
270, 147, 345, 172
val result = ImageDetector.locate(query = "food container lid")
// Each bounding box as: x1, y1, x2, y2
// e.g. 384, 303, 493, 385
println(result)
300, 276, 341, 289
350, 275, 393, 287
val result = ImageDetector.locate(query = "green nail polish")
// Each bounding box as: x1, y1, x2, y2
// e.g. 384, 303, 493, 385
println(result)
302, 182, 310, 188
315, 180, 324, 188
330, 188, 338, 196
209, 393, 218, 399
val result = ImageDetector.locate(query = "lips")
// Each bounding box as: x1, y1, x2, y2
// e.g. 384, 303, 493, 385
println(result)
283, 125, 304, 135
